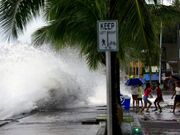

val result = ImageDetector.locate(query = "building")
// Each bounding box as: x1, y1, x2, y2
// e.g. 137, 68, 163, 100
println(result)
161, 24, 180, 75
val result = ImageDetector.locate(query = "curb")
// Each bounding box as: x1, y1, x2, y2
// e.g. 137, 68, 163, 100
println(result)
96, 122, 106, 135
0, 111, 37, 128
131, 113, 144, 135
121, 111, 144, 135
0, 121, 11, 127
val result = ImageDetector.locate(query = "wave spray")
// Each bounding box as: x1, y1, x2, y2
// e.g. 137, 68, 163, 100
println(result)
0, 43, 106, 119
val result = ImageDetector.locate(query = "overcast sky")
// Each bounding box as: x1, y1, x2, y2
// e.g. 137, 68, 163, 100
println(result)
147, 0, 174, 5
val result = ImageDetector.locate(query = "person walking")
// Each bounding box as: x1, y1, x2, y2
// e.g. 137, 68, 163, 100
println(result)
171, 81, 180, 113
154, 82, 163, 113
141, 83, 153, 113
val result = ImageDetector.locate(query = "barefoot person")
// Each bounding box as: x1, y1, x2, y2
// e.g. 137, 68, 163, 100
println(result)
141, 83, 153, 113
171, 81, 180, 113
154, 82, 163, 113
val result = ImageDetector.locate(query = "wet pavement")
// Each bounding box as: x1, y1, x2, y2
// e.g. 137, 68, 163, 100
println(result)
138, 109, 180, 135
0, 106, 106, 135
0, 93, 179, 135
121, 107, 180, 135
121, 92, 180, 135
136, 94, 180, 135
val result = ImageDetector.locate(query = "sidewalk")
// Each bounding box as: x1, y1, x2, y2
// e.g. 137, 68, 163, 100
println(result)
121, 110, 143, 135
121, 106, 180, 135
0, 106, 103, 135
121, 98, 180, 135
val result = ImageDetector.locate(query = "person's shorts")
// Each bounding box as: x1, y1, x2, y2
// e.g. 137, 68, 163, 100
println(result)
132, 95, 138, 100
155, 97, 163, 102
175, 95, 180, 102
143, 96, 151, 104
137, 98, 142, 100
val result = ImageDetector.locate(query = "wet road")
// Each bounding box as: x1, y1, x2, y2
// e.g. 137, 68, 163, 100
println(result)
0, 106, 106, 135
138, 107, 180, 135
141, 120, 180, 135
125, 92, 180, 135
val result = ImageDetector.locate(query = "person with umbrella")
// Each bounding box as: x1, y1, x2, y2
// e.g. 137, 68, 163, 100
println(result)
126, 78, 145, 111
141, 83, 153, 113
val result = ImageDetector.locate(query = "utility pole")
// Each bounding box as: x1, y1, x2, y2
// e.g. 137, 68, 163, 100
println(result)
159, 0, 163, 84
159, 22, 162, 84
177, 24, 180, 74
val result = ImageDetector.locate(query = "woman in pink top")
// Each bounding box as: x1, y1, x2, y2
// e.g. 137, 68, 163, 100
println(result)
141, 83, 153, 113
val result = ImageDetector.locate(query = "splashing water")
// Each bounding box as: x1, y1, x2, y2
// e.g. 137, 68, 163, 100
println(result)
0, 43, 107, 119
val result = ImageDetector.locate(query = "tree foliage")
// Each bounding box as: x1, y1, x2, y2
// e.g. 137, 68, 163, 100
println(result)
0, 0, 179, 69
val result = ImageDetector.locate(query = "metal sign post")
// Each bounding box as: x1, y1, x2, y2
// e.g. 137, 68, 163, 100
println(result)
106, 50, 112, 135
97, 20, 118, 135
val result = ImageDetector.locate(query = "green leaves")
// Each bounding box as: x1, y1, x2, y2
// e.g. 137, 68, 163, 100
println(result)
0, 0, 179, 69
118, 0, 157, 66
0, 0, 44, 40
33, 0, 107, 69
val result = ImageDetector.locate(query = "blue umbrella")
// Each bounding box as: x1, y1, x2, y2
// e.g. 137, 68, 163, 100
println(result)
125, 78, 145, 86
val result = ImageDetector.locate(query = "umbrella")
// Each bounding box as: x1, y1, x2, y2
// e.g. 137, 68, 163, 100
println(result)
125, 78, 145, 86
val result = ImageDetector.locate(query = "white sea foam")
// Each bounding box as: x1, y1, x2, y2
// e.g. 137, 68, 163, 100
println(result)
0, 43, 106, 119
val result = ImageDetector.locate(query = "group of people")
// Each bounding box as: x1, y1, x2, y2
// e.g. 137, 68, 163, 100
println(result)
131, 81, 180, 113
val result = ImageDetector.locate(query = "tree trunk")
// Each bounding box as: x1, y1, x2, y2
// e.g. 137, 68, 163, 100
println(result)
111, 52, 121, 135
109, 0, 122, 135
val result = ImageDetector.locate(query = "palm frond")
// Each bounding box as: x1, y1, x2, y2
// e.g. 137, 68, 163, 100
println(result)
34, 0, 159, 68
32, 25, 52, 45
33, 0, 106, 69
119, 0, 156, 55
150, 4, 180, 23
173, 0, 180, 8
0, 0, 44, 40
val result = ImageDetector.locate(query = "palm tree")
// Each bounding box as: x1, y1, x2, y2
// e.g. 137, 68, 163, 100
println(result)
0, 0, 158, 68
0, 0, 179, 134
1, 1, 179, 67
